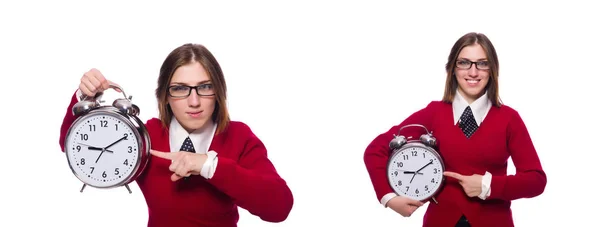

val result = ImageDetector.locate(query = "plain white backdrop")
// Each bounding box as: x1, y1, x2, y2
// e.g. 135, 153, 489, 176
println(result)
1, 1, 598, 226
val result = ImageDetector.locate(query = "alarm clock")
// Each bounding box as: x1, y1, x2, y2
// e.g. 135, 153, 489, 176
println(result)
387, 124, 445, 203
63, 83, 150, 194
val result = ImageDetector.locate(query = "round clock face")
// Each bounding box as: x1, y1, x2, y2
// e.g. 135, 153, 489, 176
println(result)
65, 111, 140, 188
387, 144, 444, 201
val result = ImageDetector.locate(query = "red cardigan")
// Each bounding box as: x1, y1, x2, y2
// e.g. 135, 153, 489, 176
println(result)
364, 101, 546, 227
59, 92, 294, 227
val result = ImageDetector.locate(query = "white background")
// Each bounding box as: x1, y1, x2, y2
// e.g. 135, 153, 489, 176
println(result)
1, 1, 598, 226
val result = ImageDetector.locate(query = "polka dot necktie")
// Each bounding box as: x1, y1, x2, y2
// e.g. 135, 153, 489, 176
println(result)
180, 137, 196, 153
459, 106, 478, 138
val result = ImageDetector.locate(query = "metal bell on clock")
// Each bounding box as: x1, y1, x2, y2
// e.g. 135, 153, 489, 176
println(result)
389, 135, 406, 150
420, 133, 437, 147
72, 100, 99, 116
113, 96, 140, 116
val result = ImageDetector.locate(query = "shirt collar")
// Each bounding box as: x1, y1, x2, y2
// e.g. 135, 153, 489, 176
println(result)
169, 117, 217, 154
452, 89, 492, 125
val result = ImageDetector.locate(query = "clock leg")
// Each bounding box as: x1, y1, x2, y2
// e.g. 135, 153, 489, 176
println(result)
432, 196, 438, 204
125, 184, 132, 194
80, 184, 87, 193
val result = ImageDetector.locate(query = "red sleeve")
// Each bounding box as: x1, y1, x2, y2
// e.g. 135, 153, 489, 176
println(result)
363, 101, 437, 202
488, 110, 547, 200
59, 91, 80, 152
206, 124, 294, 223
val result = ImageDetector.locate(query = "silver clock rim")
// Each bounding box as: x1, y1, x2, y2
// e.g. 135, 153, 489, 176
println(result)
386, 142, 446, 202
64, 107, 151, 189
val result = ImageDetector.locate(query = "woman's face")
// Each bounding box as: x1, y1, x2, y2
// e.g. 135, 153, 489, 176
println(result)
167, 61, 216, 132
454, 43, 490, 103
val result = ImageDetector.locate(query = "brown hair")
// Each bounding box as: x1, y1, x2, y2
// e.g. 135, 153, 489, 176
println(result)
442, 32, 502, 107
155, 43, 230, 134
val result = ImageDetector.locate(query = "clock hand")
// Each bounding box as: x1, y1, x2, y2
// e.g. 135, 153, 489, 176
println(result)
409, 160, 434, 183
104, 135, 127, 150
95, 150, 106, 163
95, 137, 126, 163
403, 171, 424, 175
78, 143, 102, 150
88, 147, 113, 153
415, 160, 434, 173
94, 149, 115, 164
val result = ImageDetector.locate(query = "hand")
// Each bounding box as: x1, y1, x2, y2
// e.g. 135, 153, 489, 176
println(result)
387, 196, 425, 217
150, 150, 208, 181
443, 171, 482, 197
79, 68, 121, 98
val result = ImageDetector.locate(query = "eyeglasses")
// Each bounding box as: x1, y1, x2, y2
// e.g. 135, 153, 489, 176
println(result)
168, 84, 215, 98
456, 59, 490, 70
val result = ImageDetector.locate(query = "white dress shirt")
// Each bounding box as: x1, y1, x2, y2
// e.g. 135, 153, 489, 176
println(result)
169, 116, 219, 179
380, 90, 493, 207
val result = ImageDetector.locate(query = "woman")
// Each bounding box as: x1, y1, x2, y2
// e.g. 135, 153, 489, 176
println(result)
363, 32, 546, 227
58, 43, 294, 227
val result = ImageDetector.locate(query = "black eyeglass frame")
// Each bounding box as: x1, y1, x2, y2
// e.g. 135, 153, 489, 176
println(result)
167, 84, 215, 98
455, 59, 490, 70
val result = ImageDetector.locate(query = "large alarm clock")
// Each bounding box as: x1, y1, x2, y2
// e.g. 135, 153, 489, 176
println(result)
63, 83, 150, 194
387, 124, 445, 203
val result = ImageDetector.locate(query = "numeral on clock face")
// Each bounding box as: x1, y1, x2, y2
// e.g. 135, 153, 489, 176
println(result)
66, 113, 140, 187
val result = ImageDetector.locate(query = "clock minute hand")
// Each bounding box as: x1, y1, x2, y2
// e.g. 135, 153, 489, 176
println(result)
95, 136, 126, 164
104, 135, 127, 150
415, 160, 433, 173
409, 161, 434, 183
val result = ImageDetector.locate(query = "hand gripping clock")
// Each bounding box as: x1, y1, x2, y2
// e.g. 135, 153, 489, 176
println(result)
63, 82, 151, 194
387, 124, 445, 203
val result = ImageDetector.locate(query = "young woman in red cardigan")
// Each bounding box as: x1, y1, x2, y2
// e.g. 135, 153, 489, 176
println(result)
58, 44, 294, 227
363, 32, 546, 227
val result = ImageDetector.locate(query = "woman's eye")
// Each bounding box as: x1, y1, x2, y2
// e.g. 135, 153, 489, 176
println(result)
170, 86, 188, 92
199, 84, 213, 90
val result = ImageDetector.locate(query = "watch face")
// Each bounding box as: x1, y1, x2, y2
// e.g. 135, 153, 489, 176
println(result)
65, 111, 140, 188
388, 144, 444, 201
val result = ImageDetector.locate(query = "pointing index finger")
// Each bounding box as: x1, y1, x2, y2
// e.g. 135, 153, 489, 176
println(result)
150, 149, 175, 160
443, 171, 464, 181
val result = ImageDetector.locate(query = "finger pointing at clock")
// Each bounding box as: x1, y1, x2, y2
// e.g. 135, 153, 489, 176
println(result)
443, 171, 483, 197
150, 150, 208, 181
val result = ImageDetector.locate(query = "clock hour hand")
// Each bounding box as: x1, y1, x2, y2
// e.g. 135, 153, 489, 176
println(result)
78, 143, 102, 151
403, 171, 424, 175
87, 146, 113, 153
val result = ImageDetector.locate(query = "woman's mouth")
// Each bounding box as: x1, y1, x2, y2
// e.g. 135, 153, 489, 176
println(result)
187, 111, 203, 118
466, 79, 480, 86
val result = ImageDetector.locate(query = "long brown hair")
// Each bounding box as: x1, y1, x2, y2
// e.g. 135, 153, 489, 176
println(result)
442, 32, 502, 107
155, 43, 230, 134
